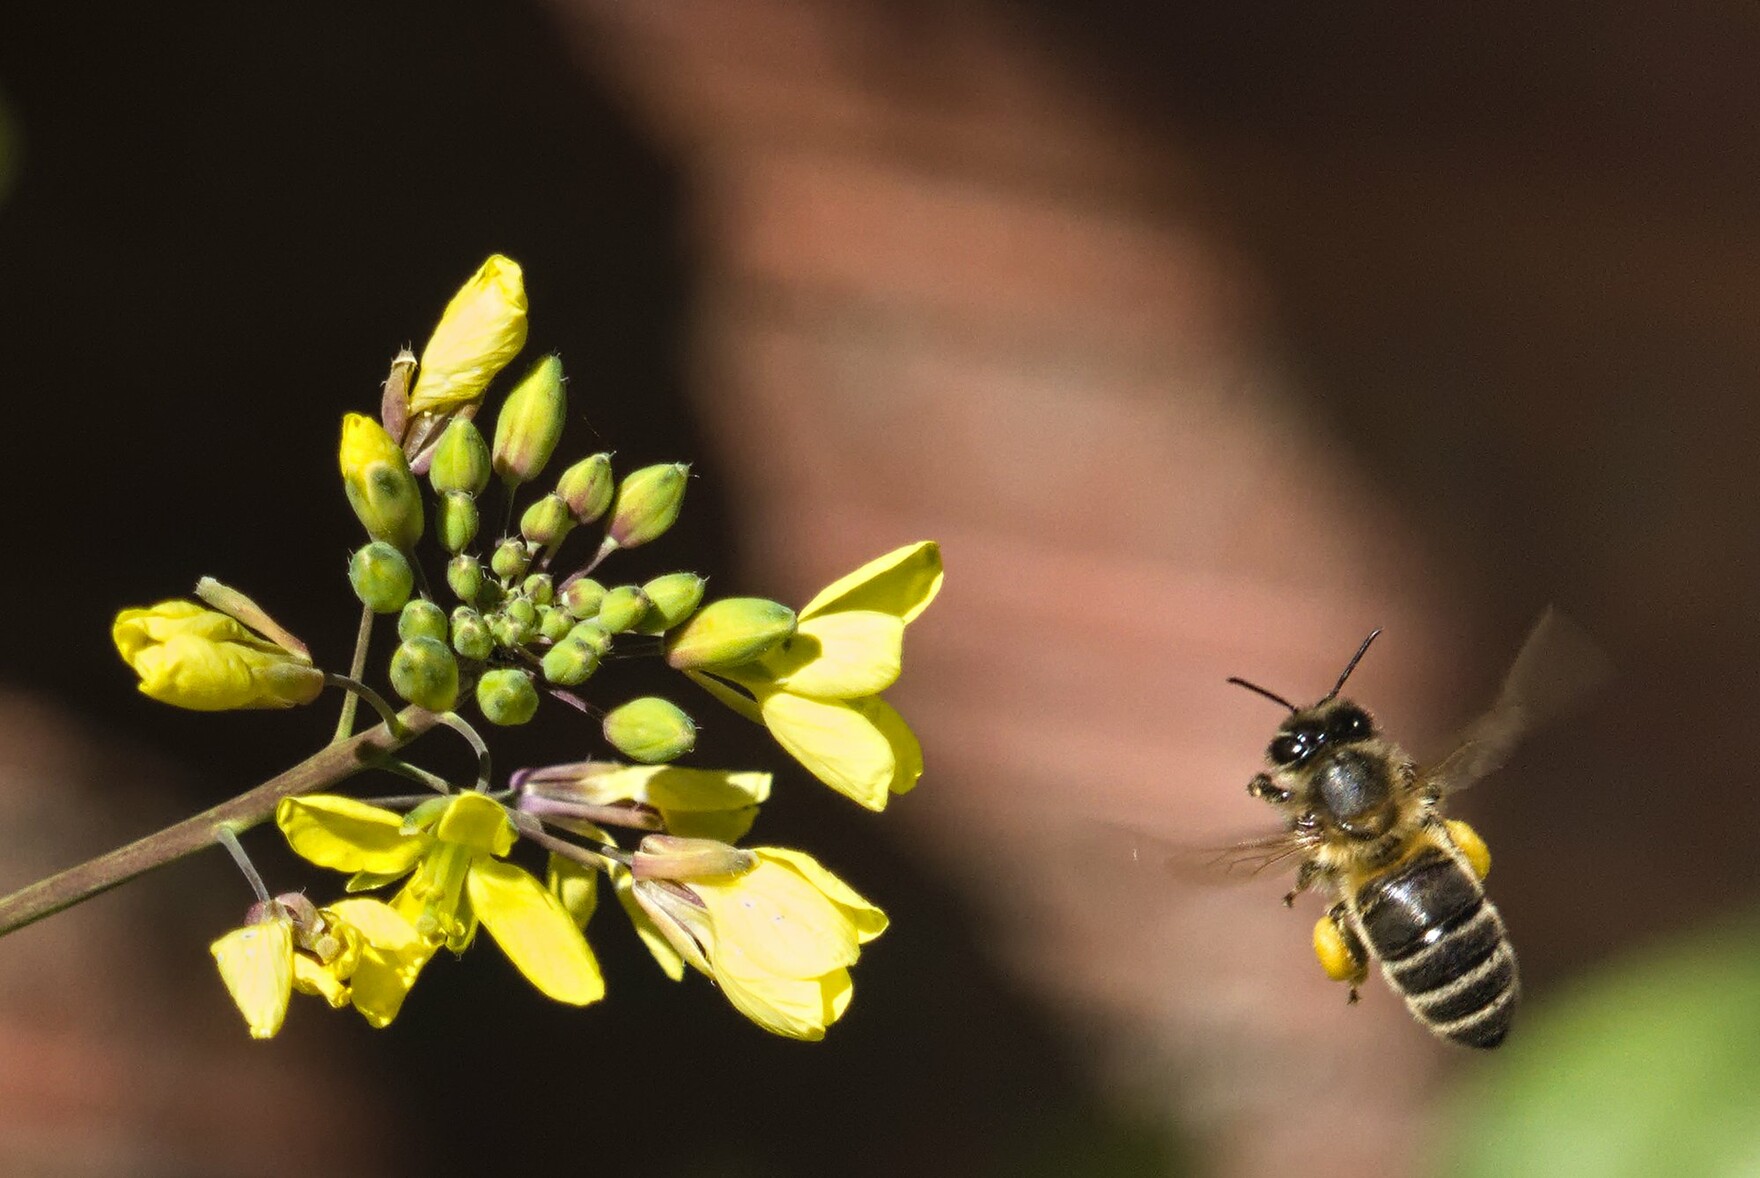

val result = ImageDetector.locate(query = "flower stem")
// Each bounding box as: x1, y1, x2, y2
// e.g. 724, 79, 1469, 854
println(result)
331, 603, 376, 743
0, 705, 442, 939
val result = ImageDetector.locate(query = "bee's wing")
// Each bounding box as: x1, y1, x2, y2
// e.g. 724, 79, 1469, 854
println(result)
1114, 824, 1320, 885
1423, 607, 1609, 795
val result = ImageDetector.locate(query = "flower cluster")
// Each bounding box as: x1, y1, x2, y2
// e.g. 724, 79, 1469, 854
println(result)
106, 256, 942, 1043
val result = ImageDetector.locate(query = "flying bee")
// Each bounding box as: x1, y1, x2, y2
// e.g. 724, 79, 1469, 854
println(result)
1220, 610, 1602, 1049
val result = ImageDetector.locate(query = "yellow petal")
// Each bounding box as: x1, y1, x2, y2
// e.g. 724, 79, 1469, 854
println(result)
291, 954, 352, 1009
616, 871, 688, 982
696, 859, 860, 978
432, 792, 517, 858
798, 541, 943, 623
865, 696, 925, 796
755, 849, 888, 943
210, 917, 294, 1039
759, 611, 904, 698
660, 806, 759, 844
324, 898, 420, 952
685, 669, 764, 723
759, 691, 894, 811
276, 796, 426, 874
409, 255, 528, 415
114, 602, 323, 711
715, 967, 839, 1041
346, 940, 437, 1029
546, 853, 601, 930
467, 857, 605, 1005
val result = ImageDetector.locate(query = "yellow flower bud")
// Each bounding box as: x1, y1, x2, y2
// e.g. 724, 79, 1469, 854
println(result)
113, 601, 324, 711
603, 697, 696, 763
632, 834, 755, 881
339, 413, 424, 550
596, 584, 651, 634
665, 598, 797, 670
606, 463, 689, 549
492, 355, 567, 486
409, 254, 528, 416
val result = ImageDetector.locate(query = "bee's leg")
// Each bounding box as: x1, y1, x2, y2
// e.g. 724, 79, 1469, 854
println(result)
1442, 819, 1492, 880
1283, 860, 1320, 908
1312, 904, 1368, 1001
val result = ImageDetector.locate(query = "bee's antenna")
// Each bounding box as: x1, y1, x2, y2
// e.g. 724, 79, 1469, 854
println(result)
1321, 628, 1382, 703
1226, 677, 1298, 713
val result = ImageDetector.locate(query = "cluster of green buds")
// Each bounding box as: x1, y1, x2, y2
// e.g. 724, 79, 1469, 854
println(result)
80, 255, 941, 1046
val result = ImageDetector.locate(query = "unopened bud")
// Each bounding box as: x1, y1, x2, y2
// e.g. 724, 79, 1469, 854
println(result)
447, 554, 485, 605
560, 578, 605, 620
664, 597, 797, 670
490, 614, 523, 649
339, 414, 425, 551
541, 636, 602, 686
429, 419, 492, 495
409, 255, 528, 417
567, 619, 612, 657
521, 574, 554, 606
349, 542, 414, 614
597, 584, 650, 634
556, 453, 614, 523
492, 354, 566, 486
636, 572, 706, 634
379, 349, 416, 443
450, 607, 493, 660
398, 599, 448, 644
437, 490, 479, 554
606, 463, 689, 550
538, 605, 574, 642
632, 835, 755, 882
491, 538, 531, 582
519, 493, 574, 548
476, 668, 539, 726
603, 697, 696, 764
389, 636, 459, 711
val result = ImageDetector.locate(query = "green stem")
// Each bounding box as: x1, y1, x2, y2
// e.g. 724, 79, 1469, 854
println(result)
436, 711, 493, 790
331, 603, 375, 743
0, 705, 442, 939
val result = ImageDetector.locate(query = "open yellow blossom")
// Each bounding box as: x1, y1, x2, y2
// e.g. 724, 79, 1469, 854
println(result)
629, 845, 886, 1040
114, 600, 324, 711
408, 254, 528, 416
277, 792, 603, 1008
210, 908, 296, 1039
687, 542, 942, 810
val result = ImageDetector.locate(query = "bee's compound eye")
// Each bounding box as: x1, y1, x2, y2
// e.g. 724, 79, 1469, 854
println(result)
1269, 734, 1306, 765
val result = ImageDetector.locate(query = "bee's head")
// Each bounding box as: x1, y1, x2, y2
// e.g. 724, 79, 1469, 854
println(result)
1232, 630, 1398, 838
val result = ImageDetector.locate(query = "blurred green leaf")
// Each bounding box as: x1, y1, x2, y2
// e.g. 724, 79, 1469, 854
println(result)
1440, 916, 1760, 1178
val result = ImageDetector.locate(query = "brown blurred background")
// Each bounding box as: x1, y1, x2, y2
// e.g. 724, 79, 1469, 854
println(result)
1, 2, 1757, 1175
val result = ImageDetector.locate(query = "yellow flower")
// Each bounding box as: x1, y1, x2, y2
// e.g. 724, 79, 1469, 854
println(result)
113, 600, 324, 711
519, 762, 771, 843
276, 793, 603, 1008
339, 413, 424, 550
290, 898, 430, 1029
408, 255, 528, 416
629, 845, 886, 1040
210, 908, 296, 1039
687, 542, 942, 810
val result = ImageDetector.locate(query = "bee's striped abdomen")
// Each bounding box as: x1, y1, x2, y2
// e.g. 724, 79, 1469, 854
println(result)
1352, 845, 1519, 1048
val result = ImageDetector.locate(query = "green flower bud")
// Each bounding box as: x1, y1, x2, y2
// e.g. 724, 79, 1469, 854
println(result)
389, 636, 459, 711
340, 414, 425, 550
664, 597, 797, 670
560, 578, 605, 620
606, 463, 690, 550
520, 493, 574, 548
397, 598, 448, 643
538, 604, 574, 643
492, 354, 566, 486
636, 572, 707, 634
597, 584, 651, 634
477, 668, 539, 726
450, 607, 493, 660
490, 614, 524, 650
603, 697, 696, 764
349, 542, 414, 614
522, 573, 554, 606
491, 538, 531, 582
504, 597, 537, 632
541, 636, 602, 686
567, 619, 612, 657
429, 418, 492, 495
557, 453, 614, 523
447, 554, 486, 605
437, 490, 480, 555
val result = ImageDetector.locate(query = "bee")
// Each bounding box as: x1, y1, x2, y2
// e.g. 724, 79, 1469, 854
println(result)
1221, 611, 1599, 1049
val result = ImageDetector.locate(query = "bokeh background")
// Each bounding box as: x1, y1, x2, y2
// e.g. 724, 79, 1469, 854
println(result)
2, 3, 1759, 1175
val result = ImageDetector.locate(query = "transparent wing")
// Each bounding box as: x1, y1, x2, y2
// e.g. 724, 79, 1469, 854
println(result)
1114, 823, 1321, 885
1422, 607, 1610, 795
